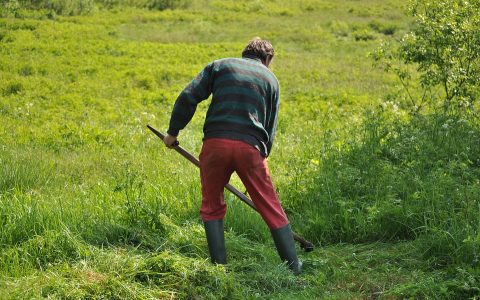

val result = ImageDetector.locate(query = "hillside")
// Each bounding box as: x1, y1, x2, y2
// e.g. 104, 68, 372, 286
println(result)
1, 0, 479, 298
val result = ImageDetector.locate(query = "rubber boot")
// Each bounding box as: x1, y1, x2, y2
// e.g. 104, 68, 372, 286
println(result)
204, 219, 226, 264
270, 224, 302, 275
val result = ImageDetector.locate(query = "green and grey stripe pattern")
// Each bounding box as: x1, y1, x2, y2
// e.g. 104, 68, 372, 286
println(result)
167, 56, 280, 156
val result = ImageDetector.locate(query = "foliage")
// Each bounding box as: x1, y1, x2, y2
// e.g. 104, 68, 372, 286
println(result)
298, 108, 480, 266
95, 0, 193, 10
0, 0, 192, 15
372, 0, 480, 115
12, 0, 96, 15
0, 0, 478, 298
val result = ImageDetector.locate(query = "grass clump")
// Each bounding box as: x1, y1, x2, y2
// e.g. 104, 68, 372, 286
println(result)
2, 82, 23, 95
368, 20, 397, 35
18, 64, 34, 76
0, 150, 53, 193
351, 28, 376, 41
0, 228, 90, 276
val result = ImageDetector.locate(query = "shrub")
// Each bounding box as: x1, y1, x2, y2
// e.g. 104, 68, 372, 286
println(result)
0, 0, 20, 17
352, 5, 480, 267
372, 0, 480, 114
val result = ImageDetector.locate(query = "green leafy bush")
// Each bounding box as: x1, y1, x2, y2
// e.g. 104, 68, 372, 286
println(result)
373, 0, 480, 114
320, 2, 480, 268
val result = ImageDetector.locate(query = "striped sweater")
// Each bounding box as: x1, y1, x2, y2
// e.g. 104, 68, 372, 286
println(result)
167, 55, 280, 157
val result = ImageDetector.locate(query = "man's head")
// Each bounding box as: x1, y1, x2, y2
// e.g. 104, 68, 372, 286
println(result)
242, 38, 275, 67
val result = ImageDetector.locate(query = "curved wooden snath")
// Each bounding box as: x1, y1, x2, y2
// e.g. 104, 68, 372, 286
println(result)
147, 124, 314, 252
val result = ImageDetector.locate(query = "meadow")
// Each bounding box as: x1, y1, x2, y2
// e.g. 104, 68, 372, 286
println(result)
0, 0, 479, 298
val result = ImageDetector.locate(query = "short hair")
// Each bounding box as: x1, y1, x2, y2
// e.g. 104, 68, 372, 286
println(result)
242, 37, 275, 61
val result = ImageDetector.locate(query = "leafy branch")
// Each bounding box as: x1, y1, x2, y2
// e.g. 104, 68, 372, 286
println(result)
372, 0, 480, 116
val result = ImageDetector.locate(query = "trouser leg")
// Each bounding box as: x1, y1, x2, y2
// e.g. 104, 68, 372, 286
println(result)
199, 139, 234, 222
233, 144, 288, 230
233, 142, 300, 274
199, 139, 234, 264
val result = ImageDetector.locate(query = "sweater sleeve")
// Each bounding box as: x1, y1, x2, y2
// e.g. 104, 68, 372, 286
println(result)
167, 63, 214, 136
265, 83, 280, 156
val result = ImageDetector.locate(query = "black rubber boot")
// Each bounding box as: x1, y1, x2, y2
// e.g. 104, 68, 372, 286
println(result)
204, 219, 227, 264
270, 224, 302, 275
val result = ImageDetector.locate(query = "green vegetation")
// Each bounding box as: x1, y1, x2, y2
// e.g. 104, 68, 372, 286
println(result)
1, 0, 479, 298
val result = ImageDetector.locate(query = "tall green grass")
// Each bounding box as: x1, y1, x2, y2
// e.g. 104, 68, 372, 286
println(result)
292, 109, 480, 264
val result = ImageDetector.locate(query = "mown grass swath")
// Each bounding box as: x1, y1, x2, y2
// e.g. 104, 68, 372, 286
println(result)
0, 0, 479, 298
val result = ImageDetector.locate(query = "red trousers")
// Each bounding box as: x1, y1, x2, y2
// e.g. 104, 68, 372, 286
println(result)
199, 138, 289, 230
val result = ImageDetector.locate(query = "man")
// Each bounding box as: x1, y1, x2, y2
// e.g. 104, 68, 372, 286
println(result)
163, 38, 301, 274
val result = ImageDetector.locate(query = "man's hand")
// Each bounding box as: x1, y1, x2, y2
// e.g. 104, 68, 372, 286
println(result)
163, 134, 178, 148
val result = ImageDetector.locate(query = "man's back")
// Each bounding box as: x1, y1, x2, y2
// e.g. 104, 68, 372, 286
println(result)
168, 56, 280, 157
204, 56, 279, 156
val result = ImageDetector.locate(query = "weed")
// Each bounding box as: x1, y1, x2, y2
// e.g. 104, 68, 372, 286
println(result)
147, 0, 192, 10
368, 20, 397, 35
18, 64, 34, 76
3, 82, 23, 95
328, 20, 350, 38
352, 29, 376, 41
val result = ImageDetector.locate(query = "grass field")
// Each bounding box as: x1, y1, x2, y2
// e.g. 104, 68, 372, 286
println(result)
1, 0, 479, 299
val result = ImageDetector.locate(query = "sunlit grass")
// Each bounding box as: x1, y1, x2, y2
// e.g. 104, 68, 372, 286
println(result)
1, 0, 479, 298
